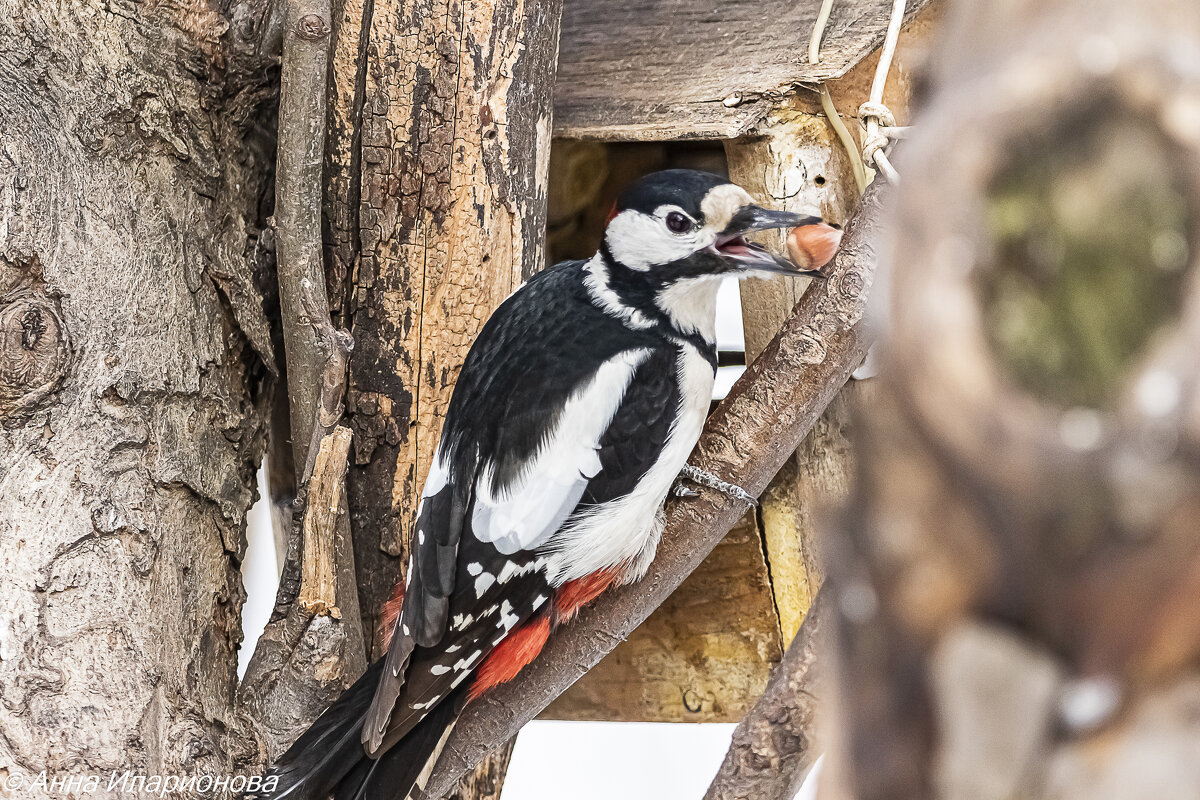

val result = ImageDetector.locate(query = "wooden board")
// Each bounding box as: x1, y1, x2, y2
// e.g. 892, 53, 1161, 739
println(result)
554, 0, 933, 140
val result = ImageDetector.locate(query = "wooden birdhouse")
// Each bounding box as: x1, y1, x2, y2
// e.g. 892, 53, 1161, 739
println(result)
541, 0, 943, 723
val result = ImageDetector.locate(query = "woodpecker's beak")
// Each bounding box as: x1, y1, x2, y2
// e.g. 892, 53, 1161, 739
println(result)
713, 206, 838, 276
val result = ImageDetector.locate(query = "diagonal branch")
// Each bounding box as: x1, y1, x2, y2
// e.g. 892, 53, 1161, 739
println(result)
704, 589, 828, 800
423, 183, 888, 798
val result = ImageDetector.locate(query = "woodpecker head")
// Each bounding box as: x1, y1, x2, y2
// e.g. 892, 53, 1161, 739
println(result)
601, 169, 837, 279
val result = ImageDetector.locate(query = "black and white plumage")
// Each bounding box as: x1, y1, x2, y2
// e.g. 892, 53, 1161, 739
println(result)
261, 169, 835, 800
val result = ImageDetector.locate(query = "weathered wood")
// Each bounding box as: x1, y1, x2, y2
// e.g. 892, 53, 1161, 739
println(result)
298, 427, 354, 617
328, 0, 563, 660
423, 182, 886, 799
554, 0, 933, 140
704, 591, 828, 800
0, 0, 277, 787
824, 2, 1200, 798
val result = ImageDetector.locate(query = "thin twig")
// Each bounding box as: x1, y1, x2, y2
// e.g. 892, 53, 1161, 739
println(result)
238, 0, 366, 759
270, 277, 353, 622
423, 184, 888, 799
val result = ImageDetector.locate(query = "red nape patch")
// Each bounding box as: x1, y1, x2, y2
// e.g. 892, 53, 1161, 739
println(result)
553, 567, 622, 624
380, 581, 406, 652
604, 202, 619, 225
468, 616, 552, 702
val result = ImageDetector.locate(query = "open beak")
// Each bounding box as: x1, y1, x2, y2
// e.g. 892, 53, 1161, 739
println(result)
713, 206, 840, 276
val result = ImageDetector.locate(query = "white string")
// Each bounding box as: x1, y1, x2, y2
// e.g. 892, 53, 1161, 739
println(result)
808, 0, 836, 65
858, 0, 907, 184
808, 0, 870, 193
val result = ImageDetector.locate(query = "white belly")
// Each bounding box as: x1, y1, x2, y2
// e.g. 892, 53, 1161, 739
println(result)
543, 344, 714, 586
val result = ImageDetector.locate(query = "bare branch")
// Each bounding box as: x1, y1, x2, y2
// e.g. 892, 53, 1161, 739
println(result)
273, 0, 333, 474
423, 183, 888, 798
704, 590, 828, 800
237, 0, 366, 761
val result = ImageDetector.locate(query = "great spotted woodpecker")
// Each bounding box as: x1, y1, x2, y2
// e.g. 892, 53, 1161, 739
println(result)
262, 169, 841, 800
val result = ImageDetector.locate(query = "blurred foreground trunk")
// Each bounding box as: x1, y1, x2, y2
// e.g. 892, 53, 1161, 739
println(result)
823, 1, 1200, 798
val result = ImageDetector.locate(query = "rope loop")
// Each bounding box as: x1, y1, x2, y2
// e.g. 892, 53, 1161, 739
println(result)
861, 130, 891, 170
858, 101, 897, 129
859, 101, 902, 182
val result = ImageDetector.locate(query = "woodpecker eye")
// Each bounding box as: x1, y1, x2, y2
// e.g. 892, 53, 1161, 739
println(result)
665, 211, 693, 234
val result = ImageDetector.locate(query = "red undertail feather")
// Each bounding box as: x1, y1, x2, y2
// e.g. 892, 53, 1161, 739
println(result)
380, 581, 405, 651
465, 567, 624, 702
553, 567, 622, 623
468, 616, 552, 701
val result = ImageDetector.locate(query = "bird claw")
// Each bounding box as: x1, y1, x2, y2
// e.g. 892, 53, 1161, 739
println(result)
674, 465, 758, 507
672, 482, 700, 498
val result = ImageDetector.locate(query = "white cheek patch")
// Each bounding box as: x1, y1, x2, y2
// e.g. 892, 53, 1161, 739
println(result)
605, 209, 705, 270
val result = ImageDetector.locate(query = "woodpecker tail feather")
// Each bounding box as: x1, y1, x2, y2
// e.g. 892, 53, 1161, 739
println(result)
259, 660, 463, 800
333, 697, 459, 800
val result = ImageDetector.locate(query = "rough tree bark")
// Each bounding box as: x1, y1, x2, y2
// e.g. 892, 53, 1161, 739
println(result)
0, 0, 277, 790
323, 0, 563, 663
822, 1, 1200, 798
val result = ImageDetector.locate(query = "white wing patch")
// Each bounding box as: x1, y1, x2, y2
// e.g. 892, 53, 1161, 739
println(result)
543, 344, 715, 586
422, 455, 450, 498
469, 348, 653, 554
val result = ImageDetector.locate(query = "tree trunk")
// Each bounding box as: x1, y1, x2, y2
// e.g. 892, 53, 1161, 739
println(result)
0, 0, 275, 790
324, 0, 563, 659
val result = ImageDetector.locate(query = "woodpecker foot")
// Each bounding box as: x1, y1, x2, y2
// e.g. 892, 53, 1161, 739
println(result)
673, 465, 759, 507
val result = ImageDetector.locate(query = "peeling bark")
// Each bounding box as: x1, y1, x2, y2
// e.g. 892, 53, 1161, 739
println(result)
324, 0, 563, 660
0, 0, 276, 789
